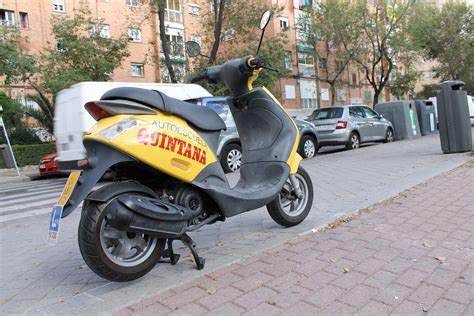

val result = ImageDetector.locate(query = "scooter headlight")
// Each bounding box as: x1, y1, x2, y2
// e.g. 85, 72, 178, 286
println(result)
98, 118, 146, 140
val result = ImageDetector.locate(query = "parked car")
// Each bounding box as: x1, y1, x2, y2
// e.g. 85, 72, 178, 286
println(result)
305, 105, 394, 150
188, 97, 319, 172
38, 152, 62, 176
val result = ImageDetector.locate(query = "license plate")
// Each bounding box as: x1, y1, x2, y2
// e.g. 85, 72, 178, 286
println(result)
39, 164, 46, 169
316, 125, 333, 131
47, 171, 81, 245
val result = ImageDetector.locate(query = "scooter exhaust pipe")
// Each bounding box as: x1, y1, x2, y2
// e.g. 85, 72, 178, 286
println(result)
105, 195, 195, 239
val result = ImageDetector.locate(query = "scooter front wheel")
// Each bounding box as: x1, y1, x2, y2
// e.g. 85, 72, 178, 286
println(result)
267, 166, 313, 227
78, 194, 166, 282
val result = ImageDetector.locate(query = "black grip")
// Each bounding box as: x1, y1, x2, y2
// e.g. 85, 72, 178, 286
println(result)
190, 72, 207, 83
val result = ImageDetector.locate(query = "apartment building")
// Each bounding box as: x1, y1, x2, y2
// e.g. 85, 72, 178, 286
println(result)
1, 0, 375, 112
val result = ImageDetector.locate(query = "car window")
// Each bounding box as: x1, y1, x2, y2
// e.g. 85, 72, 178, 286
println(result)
361, 106, 379, 119
309, 107, 343, 120
206, 101, 229, 120
349, 106, 364, 118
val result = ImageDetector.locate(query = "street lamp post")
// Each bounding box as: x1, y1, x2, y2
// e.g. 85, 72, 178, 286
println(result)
0, 105, 21, 176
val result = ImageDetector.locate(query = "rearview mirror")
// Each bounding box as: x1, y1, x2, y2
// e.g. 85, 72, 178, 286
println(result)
185, 41, 201, 57
259, 10, 272, 30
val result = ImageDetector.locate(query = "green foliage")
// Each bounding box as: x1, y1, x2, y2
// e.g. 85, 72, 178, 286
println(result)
38, 9, 130, 97
408, 1, 473, 93
10, 143, 56, 167
0, 27, 37, 85
415, 84, 440, 100
0, 92, 41, 145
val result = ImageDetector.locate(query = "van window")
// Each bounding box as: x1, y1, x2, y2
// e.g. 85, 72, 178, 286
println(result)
309, 107, 343, 120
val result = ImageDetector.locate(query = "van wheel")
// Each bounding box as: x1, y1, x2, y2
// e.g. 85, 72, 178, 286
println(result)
220, 143, 242, 173
267, 166, 313, 227
346, 132, 360, 150
78, 189, 166, 282
299, 135, 318, 158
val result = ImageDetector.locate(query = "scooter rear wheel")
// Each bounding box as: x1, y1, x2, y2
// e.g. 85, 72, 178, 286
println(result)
266, 166, 313, 227
78, 192, 166, 282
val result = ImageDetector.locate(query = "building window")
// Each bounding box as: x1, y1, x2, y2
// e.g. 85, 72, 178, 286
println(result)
279, 17, 289, 30
364, 91, 372, 101
188, 4, 200, 16
284, 51, 292, 70
19, 12, 29, 29
89, 24, 96, 35
128, 28, 142, 42
161, 63, 185, 83
298, 52, 314, 66
131, 63, 144, 77
336, 60, 344, 72
162, 34, 184, 56
1, 10, 15, 26
352, 73, 357, 85
337, 89, 347, 101
165, 0, 182, 23
190, 34, 202, 46
223, 28, 236, 41
319, 58, 327, 70
126, 0, 139, 6
100, 24, 110, 38
53, 0, 65, 12
56, 37, 65, 52
298, 0, 313, 10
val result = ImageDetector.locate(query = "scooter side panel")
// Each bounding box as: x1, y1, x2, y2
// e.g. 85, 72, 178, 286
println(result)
84, 113, 217, 183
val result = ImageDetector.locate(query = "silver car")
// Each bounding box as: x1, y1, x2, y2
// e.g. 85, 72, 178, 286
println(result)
305, 105, 394, 150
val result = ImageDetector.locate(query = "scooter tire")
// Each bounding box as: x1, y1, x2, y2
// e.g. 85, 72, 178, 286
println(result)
78, 197, 166, 282
267, 166, 313, 227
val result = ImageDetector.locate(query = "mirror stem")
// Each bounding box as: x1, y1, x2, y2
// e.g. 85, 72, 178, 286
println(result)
256, 29, 265, 56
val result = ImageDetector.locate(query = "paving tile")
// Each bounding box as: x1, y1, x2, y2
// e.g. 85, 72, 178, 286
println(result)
363, 270, 398, 289
304, 284, 345, 308
283, 301, 321, 314
354, 258, 386, 275
408, 283, 445, 307
232, 272, 274, 292
321, 300, 357, 314
332, 271, 367, 290
242, 301, 282, 316
338, 284, 378, 308
207, 302, 245, 316
161, 287, 207, 309
356, 300, 392, 315
391, 300, 424, 314
429, 298, 466, 315
442, 282, 473, 304
373, 283, 413, 306
168, 303, 208, 316
395, 268, 429, 289
425, 269, 459, 288
233, 286, 278, 309
197, 287, 243, 310
270, 285, 312, 309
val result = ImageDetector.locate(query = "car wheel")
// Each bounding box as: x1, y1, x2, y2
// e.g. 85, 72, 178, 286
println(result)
346, 132, 360, 150
298, 135, 318, 159
384, 128, 394, 143
220, 143, 242, 173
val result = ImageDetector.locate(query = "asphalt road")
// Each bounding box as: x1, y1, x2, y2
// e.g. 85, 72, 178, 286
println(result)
0, 134, 472, 314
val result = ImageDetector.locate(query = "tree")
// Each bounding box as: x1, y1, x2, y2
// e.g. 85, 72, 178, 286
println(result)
31, 9, 130, 132
408, 1, 474, 93
0, 26, 36, 86
297, 0, 355, 106
188, 1, 288, 96
150, 0, 178, 83
338, 0, 414, 106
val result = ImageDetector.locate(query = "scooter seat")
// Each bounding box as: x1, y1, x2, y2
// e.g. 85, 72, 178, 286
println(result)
101, 87, 226, 131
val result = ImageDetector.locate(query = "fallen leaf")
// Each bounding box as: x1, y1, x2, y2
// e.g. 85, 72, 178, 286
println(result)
422, 242, 432, 248
58, 299, 65, 303
330, 259, 336, 263
266, 301, 276, 306
207, 287, 217, 295
422, 307, 429, 312
394, 296, 399, 300
342, 267, 352, 273
435, 256, 446, 263
78, 264, 88, 269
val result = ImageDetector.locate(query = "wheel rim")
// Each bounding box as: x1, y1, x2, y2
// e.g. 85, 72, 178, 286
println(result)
99, 219, 158, 267
278, 173, 309, 217
387, 130, 394, 142
304, 139, 316, 158
351, 134, 360, 149
227, 149, 242, 171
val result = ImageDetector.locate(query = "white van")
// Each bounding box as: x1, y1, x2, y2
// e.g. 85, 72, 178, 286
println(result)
54, 82, 212, 169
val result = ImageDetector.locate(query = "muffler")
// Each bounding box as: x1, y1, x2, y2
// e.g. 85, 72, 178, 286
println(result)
105, 195, 196, 238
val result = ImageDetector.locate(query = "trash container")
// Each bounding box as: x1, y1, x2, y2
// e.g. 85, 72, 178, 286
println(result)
414, 100, 437, 135
436, 81, 472, 153
0, 144, 16, 168
375, 100, 421, 141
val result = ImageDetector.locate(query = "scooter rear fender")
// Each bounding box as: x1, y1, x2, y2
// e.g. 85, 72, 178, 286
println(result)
61, 139, 136, 218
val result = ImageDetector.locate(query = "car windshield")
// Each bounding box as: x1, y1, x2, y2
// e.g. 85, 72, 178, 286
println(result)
309, 108, 343, 120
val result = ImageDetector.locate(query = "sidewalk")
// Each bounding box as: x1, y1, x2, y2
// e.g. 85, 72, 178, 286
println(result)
119, 161, 473, 315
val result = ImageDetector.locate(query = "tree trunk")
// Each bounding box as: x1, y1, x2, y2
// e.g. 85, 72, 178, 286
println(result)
373, 88, 381, 107
329, 81, 336, 106
157, 2, 177, 83
209, 0, 226, 65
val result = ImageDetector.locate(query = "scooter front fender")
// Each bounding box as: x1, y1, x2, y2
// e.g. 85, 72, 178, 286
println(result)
61, 139, 136, 218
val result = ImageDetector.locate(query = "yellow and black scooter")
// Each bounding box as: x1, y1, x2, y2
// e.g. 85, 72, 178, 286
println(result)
48, 11, 313, 281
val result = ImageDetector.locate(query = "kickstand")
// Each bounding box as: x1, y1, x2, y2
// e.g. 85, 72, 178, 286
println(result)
160, 239, 181, 265
180, 233, 205, 270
